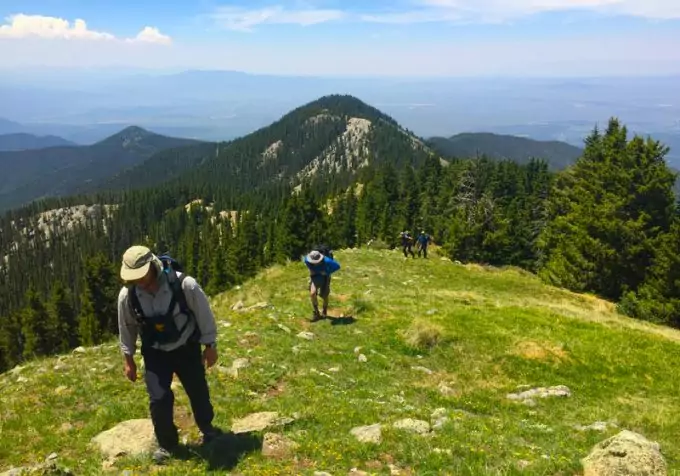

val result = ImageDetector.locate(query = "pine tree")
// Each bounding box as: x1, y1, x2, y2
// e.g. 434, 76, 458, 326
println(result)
619, 219, 680, 326
538, 118, 676, 299
78, 284, 100, 346
47, 281, 77, 352
21, 288, 50, 358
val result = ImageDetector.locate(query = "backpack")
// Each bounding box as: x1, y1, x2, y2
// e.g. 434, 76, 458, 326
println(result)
311, 244, 334, 260
128, 253, 198, 347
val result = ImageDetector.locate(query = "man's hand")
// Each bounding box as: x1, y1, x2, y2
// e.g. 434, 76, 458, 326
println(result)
124, 360, 137, 382
203, 346, 218, 368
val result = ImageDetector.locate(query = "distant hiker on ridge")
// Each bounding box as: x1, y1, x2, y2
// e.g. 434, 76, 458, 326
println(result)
303, 245, 341, 322
116, 245, 223, 464
417, 230, 431, 258
400, 230, 415, 258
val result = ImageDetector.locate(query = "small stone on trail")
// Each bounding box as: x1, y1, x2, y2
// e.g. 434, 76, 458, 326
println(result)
358, 354, 368, 363
231, 412, 295, 434
393, 418, 431, 435
261, 432, 299, 458
411, 366, 433, 375
507, 385, 571, 403
277, 324, 292, 333
575, 421, 617, 432
350, 424, 382, 444
73, 346, 86, 354
297, 331, 315, 340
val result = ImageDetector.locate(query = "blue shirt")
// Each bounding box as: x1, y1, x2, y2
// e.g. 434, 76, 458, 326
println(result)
304, 256, 341, 276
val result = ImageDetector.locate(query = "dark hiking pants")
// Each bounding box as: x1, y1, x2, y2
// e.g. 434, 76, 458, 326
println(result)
142, 342, 214, 449
418, 244, 428, 258
403, 244, 415, 258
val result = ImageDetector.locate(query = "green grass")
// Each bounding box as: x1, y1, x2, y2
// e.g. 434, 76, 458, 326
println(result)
2, 247, 680, 475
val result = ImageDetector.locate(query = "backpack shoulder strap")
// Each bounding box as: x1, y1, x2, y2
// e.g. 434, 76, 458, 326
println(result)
127, 285, 146, 326
169, 272, 194, 319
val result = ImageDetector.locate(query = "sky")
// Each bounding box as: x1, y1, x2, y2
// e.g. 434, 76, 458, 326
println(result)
1, 0, 680, 76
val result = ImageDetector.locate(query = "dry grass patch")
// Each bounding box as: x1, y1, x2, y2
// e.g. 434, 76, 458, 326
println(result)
434, 289, 485, 305
400, 319, 444, 351
512, 340, 570, 363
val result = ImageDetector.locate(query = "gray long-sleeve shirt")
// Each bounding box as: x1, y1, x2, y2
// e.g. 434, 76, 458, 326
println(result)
117, 272, 217, 355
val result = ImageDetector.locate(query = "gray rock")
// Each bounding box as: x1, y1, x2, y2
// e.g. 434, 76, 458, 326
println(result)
90, 419, 156, 461
244, 302, 271, 311
576, 421, 618, 432
393, 418, 431, 435
438, 382, 458, 396
507, 385, 571, 402
231, 300, 245, 311
0, 460, 72, 475
582, 430, 667, 476
72, 346, 86, 354
231, 412, 295, 434
411, 365, 433, 375
350, 423, 382, 444
277, 324, 292, 334
297, 331, 315, 340
261, 432, 299, 458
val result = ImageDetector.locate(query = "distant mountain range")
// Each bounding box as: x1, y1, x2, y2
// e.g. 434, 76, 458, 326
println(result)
0, 133, 76, 151
0, 126, 202, 212
427, 132, 583, 170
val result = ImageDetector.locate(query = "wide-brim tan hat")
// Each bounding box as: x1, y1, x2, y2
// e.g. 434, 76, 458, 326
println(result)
306, 250, 324, 265
120, 245, 159, 281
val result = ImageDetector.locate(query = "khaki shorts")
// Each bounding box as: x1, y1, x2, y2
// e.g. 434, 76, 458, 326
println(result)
310, 275, 330, 298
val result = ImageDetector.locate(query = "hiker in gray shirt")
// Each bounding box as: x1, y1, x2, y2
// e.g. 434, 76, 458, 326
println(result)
117, 245, 222, 464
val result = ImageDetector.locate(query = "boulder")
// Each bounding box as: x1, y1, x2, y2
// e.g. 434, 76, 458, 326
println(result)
582, 430, 667, 476
90, 419, 156, 461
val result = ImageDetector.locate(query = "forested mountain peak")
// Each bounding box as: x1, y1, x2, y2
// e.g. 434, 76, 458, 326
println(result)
170, 95, 432, 199
0, 126, 203, 213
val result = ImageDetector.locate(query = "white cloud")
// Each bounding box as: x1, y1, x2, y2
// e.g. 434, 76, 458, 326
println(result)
0, 14, 171, 44
129, 26, 172, 45
362, 0, 680, 23
0, 14, 115, 40
212, 6, 345, 31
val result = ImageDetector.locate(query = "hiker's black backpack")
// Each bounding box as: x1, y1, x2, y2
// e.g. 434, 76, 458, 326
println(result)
128, 253, 198, 347
311, 244, 334, 260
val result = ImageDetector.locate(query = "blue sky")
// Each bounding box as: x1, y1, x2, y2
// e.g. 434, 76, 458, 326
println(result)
1, 0, 679, 76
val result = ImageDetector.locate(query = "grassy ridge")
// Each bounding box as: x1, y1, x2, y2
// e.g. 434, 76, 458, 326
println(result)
1, 247, 680, 475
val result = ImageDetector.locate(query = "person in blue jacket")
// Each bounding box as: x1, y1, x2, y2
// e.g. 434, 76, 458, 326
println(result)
303, 247, 340, 321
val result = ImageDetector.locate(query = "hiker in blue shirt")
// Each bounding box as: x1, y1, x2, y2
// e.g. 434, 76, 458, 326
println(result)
303, 246, 340, 321
417, 230, 431, 258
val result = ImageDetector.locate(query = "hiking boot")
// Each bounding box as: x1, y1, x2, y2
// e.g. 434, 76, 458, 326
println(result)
201, 427, 224, 445
152, 447, 173, 465
310, 313, 323, 322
